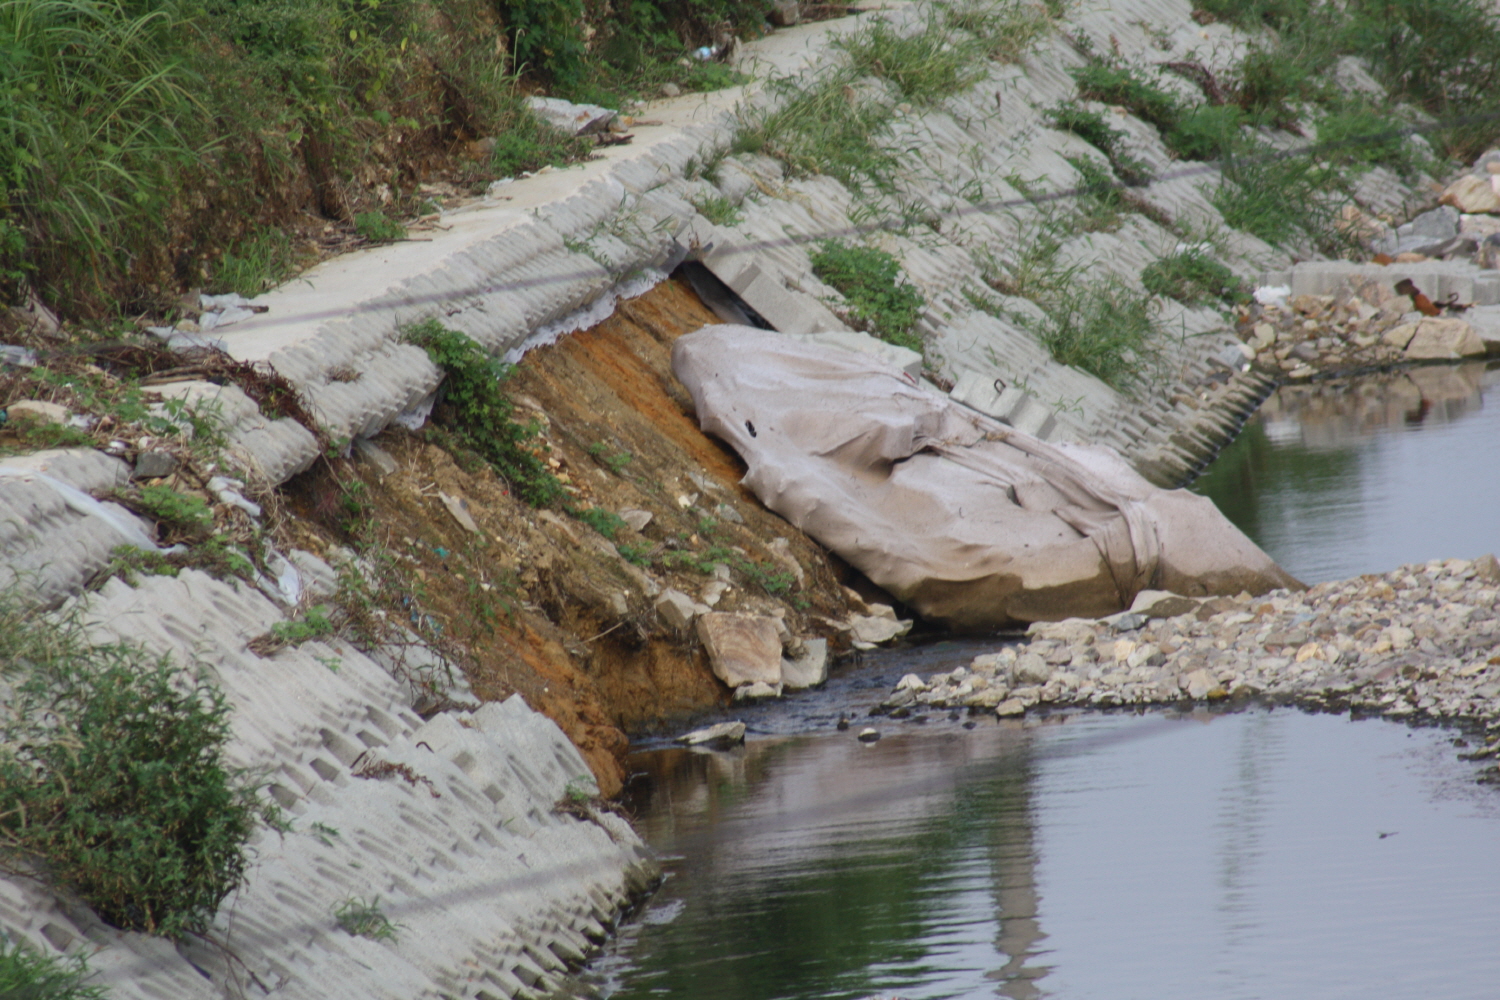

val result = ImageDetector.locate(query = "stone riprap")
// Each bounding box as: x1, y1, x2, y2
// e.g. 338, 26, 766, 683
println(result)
0, 568, 657, 1000
877, 557, 1500, 731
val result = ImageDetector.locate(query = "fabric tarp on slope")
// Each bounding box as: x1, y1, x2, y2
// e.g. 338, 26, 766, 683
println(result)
672, 326, 1301, 630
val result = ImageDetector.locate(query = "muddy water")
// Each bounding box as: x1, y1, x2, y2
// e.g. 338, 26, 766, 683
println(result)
1191, 360, 1500, 583
581, 708, 1500, 999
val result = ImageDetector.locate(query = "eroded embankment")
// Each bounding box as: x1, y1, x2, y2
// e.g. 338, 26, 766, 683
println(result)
280, 277, 860, 796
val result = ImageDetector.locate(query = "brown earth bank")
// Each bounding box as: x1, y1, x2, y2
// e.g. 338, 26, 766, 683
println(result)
280, 276, 858, 796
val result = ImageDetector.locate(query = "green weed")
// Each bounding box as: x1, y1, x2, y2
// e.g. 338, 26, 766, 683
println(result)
1063, 156, 1130, 232
1072, 61, 1181, 132
1316, 105, 1430, 173
112, 484, 214, 540
690, 194, 743, 227
270, 604, 337, 646
353, 212, 405, 243
836, 11, 986, 107
616, 542, 652, 567
1027, 277, 1161, 391
1163, 103, 1246, 160
808, 240, 926, 353
406, 321, 566, 508
587, 441, 633, 473
213, 227, 300, 297
334, 896, 399, 942
1141, 249, 1248, 308
489, 108, 594, 178
1212, 145, 1352, 253
943, 0, 1056, 63
0, 593, 280, 939
0, 936, 104, 1000
1044, 102, 1152, 183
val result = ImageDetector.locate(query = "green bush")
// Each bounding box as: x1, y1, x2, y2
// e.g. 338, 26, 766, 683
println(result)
0, 936, 104, 1000
808, 240, 926, 353
1316, 105, 1424, 171
405, 320, 566, 508
578, 506, 627, 541
489, 109, 593, 178
0, 597, 279, 939
353, 212, 405, 243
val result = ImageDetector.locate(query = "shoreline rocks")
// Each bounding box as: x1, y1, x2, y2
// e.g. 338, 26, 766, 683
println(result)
877, 556, 1500, 739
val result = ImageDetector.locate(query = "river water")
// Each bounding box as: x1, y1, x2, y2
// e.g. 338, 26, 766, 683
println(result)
576, 361, 1500, 999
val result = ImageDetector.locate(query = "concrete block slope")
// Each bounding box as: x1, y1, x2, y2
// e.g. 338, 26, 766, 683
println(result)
0, 570, 655, 1000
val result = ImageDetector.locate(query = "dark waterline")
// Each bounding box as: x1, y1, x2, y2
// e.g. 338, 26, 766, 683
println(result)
582, 710, 1500, 999
1191, 360, 1500, 583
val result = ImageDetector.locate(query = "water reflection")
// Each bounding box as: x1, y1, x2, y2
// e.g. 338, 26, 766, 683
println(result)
1192, 360, 1500, 582
581, 711, 1500, 1000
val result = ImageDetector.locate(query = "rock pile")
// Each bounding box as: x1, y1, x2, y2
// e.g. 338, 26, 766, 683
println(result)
879, 556, 1500, 733
1239, 275, 1490, 380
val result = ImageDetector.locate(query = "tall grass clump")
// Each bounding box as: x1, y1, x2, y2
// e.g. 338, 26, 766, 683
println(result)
0, 593, 280, 939
809, 240, 926, 352
0, 936, 104, 1000
1031, 277, 1161, 391
0, 0, 203, 308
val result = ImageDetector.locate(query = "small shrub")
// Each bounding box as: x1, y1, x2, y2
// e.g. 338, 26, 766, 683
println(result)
1316, 106, 1426, 172
405, 321, 566, 507
616, 542, 652, 567
1142, 249, 1248, 308
1230, 44, 1323, 128
578, 506, 627, 540
1212, 143, 1352, 253
0, 597, 279, 939
1164, 103, 1245, 160
353, 212, 405, 243
334, 896, 399, 941
808, 240, 926, 352
113, 484, 214, 540
0, 936, 104, 1000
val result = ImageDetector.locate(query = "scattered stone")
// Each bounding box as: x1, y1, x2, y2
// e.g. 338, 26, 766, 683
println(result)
6, 399, 69, 425
769, 0, 800, 26
857, 727, 881, 743
438, 492, 481, 533
734, 681, 782, 701
659, 82, 682, 98
1129, 589, 1201, 619
782, 638, 828, 689
132, 450, 180, 480
676, 721, 747, 747
1440, 174, 1500, 214
619, 508, 653, 532
697, 612, 783, 688
877, 558, 1500, 728
1400, 317, 1486, 360
700, 579, 730, 607
846, 613, 913, 648
895, 672, 928, 692
655, 589, 707, 630
526, 96, 616, 136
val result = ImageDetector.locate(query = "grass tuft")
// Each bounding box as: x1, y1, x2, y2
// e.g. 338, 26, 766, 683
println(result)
1142, 248, 1248, 308
809, 240, 926, 353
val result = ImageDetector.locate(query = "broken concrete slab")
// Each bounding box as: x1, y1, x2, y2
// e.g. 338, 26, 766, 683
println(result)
696, 611, 783, 687
655, 588, 708, 630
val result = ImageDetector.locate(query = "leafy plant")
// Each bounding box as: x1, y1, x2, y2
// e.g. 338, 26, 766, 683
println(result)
0, 595, 280, 939
1142, 249, 1248, 308
270, 604, 337, 645
616, 542, 652, 567
405, 320, 566, 507
0, 936, 104, 1000
334, 896, 399, 941
809, 240, 926, 352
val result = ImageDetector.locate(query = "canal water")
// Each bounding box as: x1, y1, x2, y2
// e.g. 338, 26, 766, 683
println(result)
576, 360, 1500, 999
1191, 359, 1500, 584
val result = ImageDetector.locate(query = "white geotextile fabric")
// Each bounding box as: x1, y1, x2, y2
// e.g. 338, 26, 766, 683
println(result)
673, 326, 1300, 630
